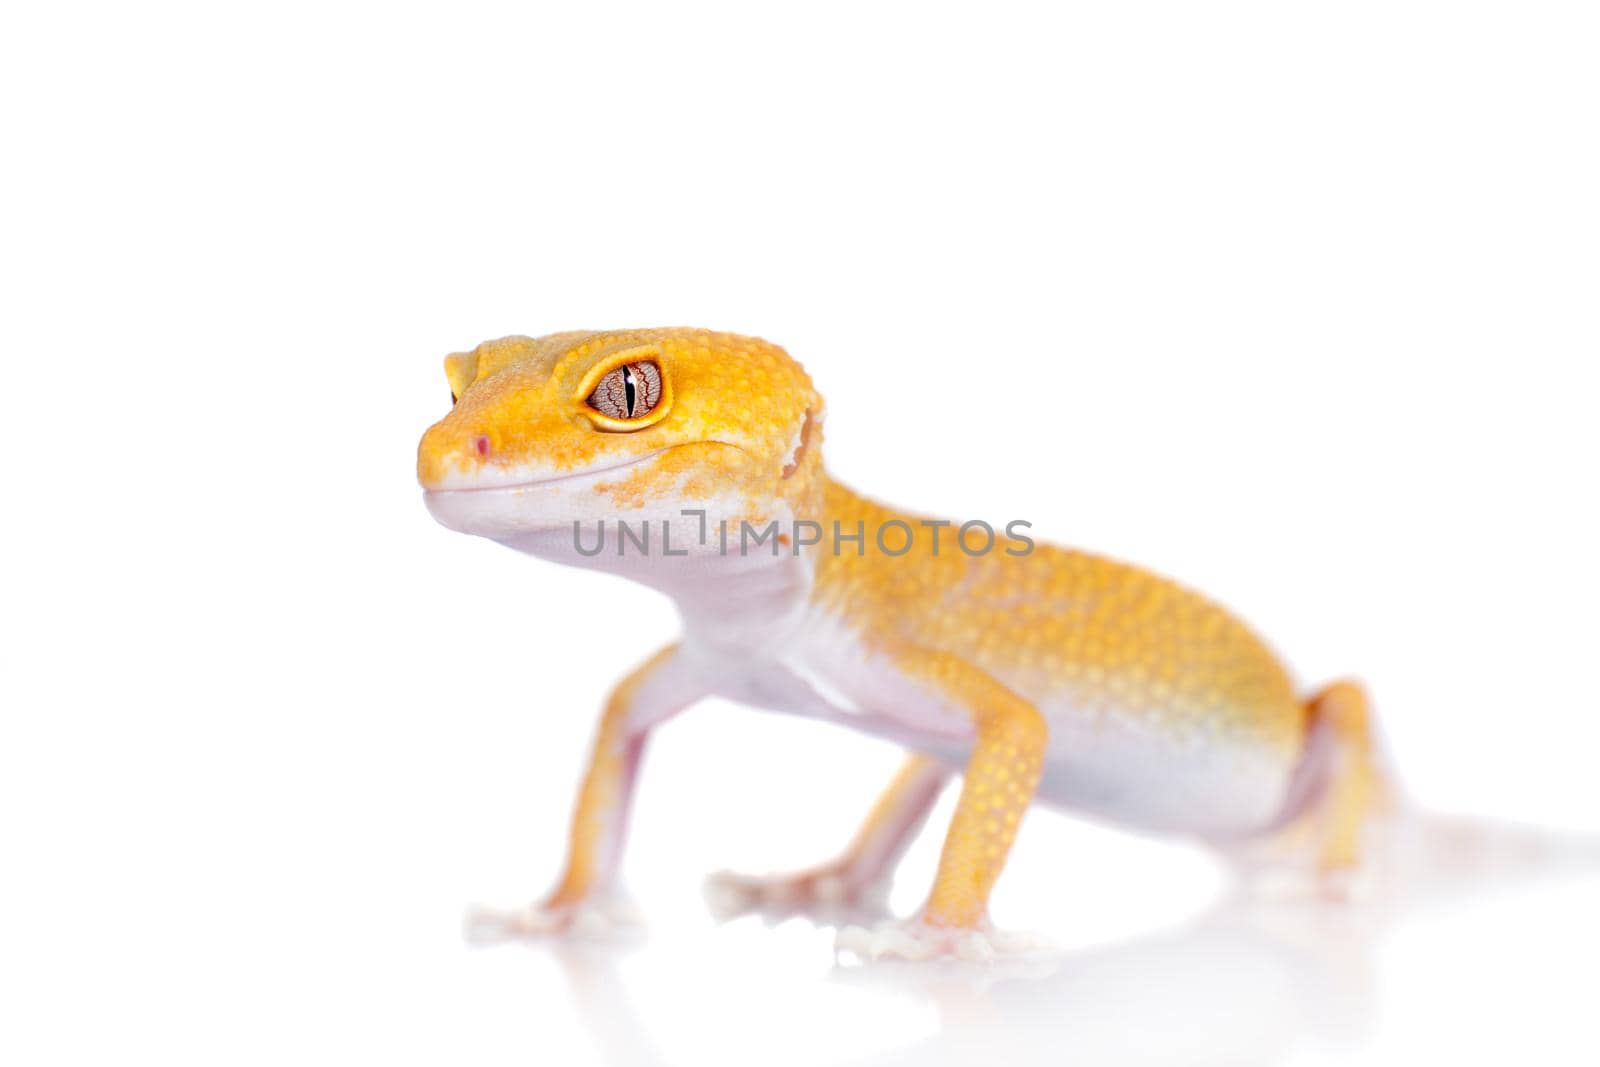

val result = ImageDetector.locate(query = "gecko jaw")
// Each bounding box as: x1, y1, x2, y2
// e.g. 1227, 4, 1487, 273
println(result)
421, 448, 670, 495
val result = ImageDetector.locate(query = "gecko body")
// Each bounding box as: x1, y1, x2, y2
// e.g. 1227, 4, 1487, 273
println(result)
418, 329, 1378, 958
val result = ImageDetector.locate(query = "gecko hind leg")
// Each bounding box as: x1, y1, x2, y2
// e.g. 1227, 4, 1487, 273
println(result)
1305, 680, 1385, 873
705, 754, 950, 923
1228, 679, 1390, 896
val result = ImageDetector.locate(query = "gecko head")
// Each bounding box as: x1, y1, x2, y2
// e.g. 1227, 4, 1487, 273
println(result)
418, 329, 825, 556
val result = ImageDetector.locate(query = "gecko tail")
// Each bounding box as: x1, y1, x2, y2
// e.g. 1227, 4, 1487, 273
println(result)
1223, 787, 1600, 908
1364, 803, 1600, 905
1230, 681, 1599, 905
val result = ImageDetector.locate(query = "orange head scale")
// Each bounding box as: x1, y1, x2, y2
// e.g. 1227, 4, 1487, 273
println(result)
418, 329, 825, 563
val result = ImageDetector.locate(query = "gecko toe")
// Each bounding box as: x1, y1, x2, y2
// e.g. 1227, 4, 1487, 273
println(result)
834, 917, 1054, 962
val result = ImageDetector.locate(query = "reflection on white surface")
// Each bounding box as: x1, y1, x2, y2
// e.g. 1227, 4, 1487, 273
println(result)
508, 814, 1600, 1066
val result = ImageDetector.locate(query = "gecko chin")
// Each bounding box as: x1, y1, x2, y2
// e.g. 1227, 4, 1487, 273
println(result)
421, 457, 751, 557
421, 441, 768, 547
421, 448, 673, 536
423, 475, 648, 542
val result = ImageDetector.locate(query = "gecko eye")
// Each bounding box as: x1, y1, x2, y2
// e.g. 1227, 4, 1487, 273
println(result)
586, 361, 664, 421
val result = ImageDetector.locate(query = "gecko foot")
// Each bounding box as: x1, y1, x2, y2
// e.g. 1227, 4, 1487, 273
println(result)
703, 866, 889, 924
834, 917, 1053, 962
464, 896, 643, 946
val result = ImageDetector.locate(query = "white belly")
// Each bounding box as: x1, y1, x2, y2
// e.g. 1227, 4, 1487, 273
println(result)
1032, 706, 1297, 838
689, 618, 1298, 841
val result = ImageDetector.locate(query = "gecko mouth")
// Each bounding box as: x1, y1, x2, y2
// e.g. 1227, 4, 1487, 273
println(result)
421, 439, 753, 541
421, 440, 753, 496
422, 448, 670, 495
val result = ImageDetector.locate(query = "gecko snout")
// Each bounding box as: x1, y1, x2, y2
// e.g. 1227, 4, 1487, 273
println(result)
417, 422, 495, 489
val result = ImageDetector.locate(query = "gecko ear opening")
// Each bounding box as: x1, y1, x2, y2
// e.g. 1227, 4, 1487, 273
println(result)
781, 406, 819, 479
444, 352, 480, 402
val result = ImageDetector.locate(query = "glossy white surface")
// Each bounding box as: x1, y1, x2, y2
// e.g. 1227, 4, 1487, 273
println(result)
5, 2, 1600, 1064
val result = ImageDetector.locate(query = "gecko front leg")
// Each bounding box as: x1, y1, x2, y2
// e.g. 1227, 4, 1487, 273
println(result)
468, 643, 704, 941
838, 647, 1050, 961
706, 754, 950, 922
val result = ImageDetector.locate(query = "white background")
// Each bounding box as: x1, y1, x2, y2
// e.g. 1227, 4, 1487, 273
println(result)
3, 3, 1598, 1064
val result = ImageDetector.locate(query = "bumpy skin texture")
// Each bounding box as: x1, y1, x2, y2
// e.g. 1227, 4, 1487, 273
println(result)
813, 482, 1305, 754
419, 328, 1378, 959
420, 330, 823, 521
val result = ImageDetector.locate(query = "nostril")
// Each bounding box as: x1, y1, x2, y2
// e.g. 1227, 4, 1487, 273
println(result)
474, 435, 491, 458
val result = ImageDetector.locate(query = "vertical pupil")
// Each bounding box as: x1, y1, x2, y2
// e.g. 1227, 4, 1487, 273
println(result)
622, 365, 638, 417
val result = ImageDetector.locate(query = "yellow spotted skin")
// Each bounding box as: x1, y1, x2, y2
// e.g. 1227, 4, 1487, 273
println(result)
419, 328, 1378, 950
814, 481, 1306, 757
888, 645, 1048, 929
806, 485, 1306, 929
